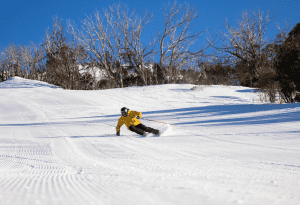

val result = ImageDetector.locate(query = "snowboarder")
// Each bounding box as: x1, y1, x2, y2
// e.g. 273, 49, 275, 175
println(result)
116, 107, 161, 137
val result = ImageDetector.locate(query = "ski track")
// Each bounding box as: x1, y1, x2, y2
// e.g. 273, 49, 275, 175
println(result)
0, 77, 300, 205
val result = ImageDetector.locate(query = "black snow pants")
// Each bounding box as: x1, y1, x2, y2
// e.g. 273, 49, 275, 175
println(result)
129, 123, 159, 135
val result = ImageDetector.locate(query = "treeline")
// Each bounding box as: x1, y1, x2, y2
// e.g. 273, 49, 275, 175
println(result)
0, 2, 299, 103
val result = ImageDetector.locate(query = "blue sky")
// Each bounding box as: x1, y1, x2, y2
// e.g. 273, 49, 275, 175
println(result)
0, 0, 299, 49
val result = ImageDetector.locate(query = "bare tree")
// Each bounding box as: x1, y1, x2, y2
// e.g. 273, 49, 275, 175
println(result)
112, 5, 156, 86
0, 48, 7, 81
29, 43, 47, 81
0, 42, 46, 82
158, 1, 206, 84
19, 45, 33, 79
43, 17, 87, 89
43, 16, 65, 85
0, 43, 24, 78
68, 3, 154, 88
218, 10, 276, 87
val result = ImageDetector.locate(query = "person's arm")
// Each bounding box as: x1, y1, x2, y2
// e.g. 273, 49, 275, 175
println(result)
116, 118, 124, 135
131, 110, 142, 119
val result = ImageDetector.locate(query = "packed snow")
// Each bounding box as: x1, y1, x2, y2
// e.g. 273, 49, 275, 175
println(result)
0, 77, 299, 205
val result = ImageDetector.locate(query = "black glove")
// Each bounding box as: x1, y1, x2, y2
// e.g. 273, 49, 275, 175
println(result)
136, 116, 140, 119
116, 131, 120, 136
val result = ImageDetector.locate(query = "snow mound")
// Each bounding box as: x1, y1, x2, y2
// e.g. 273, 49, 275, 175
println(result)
0, 77, 59, 89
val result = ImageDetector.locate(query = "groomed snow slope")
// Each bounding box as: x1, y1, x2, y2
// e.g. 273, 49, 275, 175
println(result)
0, 77, 299, 205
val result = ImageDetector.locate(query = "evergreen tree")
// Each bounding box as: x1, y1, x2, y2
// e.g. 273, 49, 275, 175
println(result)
274, 23, 300, 103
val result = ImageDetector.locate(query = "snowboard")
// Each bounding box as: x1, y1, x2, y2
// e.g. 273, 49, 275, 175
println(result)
144, 124, 171, 137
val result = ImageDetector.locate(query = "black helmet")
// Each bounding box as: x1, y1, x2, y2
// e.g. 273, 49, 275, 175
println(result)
121, 107, 129, 116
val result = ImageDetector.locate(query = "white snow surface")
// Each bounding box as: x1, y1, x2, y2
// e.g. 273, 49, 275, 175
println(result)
0, 77, 299, 205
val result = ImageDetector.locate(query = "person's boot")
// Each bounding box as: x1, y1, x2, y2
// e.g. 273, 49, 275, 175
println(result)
143, 132, 149, 137
151, 129, 160, 135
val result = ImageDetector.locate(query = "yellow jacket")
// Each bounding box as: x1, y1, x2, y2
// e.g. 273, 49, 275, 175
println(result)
116, 110, 142, 132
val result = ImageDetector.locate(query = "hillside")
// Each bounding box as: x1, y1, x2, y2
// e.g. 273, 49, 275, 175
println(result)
0, 77, 299, 205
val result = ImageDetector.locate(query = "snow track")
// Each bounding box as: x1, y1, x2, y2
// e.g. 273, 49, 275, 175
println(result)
0, 77, 300, 205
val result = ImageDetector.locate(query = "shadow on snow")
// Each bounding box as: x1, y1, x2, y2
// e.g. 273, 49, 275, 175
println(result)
142, 103, 300, 127
1, 103, 299, 128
